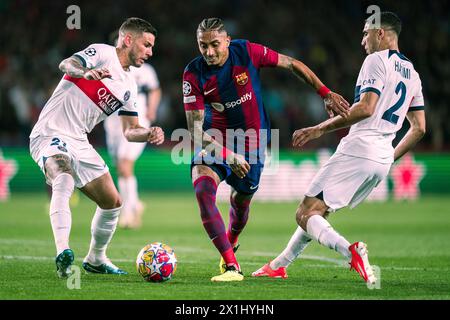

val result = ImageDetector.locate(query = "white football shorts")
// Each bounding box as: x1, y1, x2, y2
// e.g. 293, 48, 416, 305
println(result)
305, 152, 391, 212
29, 135, 109, 188
104, 113, 148, 163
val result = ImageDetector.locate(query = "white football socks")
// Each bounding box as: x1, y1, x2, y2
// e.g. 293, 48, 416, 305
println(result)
306, 215, 351, 259
118, 176, 138, 215
49, 173, 75, 255
270, 226, 312, 269
85, 206, 121, 265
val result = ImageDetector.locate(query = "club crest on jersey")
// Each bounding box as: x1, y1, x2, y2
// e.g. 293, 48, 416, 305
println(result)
124, 90, 130, 101
183, 81, 192, 96
235, 72, 248, 86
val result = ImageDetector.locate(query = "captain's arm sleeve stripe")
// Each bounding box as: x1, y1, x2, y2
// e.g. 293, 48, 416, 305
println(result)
118, 111, 138, 116
360, 87, 381, 96
73, 54, 87, 68
408, 106, 425, 112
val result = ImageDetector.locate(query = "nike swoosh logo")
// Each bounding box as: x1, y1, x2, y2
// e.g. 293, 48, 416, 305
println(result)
249, 185, 259, 190
204, 88, 216, 95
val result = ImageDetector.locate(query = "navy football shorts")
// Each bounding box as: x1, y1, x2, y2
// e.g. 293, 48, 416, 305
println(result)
191, 152, 264, 195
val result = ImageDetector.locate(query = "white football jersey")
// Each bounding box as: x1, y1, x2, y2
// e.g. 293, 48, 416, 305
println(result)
30, 43, 138, 141
104, 63, 160, 134
337, 49, 425, 163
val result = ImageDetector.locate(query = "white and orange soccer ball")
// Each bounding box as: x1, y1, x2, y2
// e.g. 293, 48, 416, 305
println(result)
136, 242, 177, 282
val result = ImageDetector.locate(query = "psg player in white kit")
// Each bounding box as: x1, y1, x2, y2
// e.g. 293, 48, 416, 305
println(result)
253, 12, 426, 284
104, 31, 162, 229
29, 18, 164, 277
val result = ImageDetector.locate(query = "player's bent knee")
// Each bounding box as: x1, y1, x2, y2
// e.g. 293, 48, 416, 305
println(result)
295, 209, 303, 228
296, 212, 309, 231
52, 173, 75, 192
111, 197, 122, 209
98, 196, 122, 210
231, 191, 253, 206
298, 212, 318, 232
115, 197, 123, 208
192, 165, 220, 186
295, 202, 321, 231
45, 154, 73, 181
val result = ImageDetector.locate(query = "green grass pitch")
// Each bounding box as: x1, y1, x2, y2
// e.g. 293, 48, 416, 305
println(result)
1, 192, 449, 300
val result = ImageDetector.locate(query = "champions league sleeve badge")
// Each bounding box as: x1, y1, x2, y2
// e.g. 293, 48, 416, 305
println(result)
84, 48, 97, 56
124, 90, 130, 101
183, 81, 192, 96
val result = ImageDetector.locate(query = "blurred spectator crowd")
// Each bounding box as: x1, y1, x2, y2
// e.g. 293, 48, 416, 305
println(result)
0, 0, 448, 150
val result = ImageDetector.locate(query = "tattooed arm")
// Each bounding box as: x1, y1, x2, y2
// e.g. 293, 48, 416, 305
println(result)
185, 109, 249, 178
59, 56, 111, 80
185, 109, 221, 150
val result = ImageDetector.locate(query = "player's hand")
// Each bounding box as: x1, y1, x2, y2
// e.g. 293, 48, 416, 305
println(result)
324, 91, 350, 118
292, 126, 323, 148
83, 68, 112, 80
227, 152, 250, 179
147, 126, 164, 145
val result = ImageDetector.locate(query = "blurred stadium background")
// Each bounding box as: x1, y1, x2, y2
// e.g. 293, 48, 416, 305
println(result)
0, 0, 448, 201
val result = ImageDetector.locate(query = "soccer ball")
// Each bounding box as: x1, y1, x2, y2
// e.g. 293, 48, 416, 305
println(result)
136, 242, 177, 282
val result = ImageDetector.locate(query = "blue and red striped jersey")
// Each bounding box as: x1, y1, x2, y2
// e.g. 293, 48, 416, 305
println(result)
183, 39, 279, 154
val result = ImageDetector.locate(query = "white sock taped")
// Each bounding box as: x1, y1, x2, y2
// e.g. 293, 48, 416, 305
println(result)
306, 215, 351, 259
85, 206, 121, 265
50, 173, 75, 255
271, 226, 312, 269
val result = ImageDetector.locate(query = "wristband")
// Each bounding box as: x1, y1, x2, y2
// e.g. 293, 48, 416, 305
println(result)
222, 147, 232, 161
317, 86, 331, 99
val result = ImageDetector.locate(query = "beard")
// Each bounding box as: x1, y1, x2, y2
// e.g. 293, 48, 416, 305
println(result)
129, 50, 143, 67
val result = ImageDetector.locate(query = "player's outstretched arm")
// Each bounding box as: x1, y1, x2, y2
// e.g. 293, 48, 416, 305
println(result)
393, 110, 426, 161
121, 115, 164, 145
292, 91, 379, 148
185, 110, 249, 178
277, 54, 350, 118
59, 56, 111, 80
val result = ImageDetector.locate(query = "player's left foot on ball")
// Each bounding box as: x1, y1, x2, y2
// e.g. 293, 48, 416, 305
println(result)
252, 261, 288, 279
55, 249, 75, 278
211, 265, 244, 282
349, 242, 377, 284
82, 259, 128, 275
219, 243, 240, 274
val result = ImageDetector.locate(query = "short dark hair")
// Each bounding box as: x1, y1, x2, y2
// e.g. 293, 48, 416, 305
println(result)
197, 18, 226, 34
119, 17, 157, 37
367, 11, 402, 36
